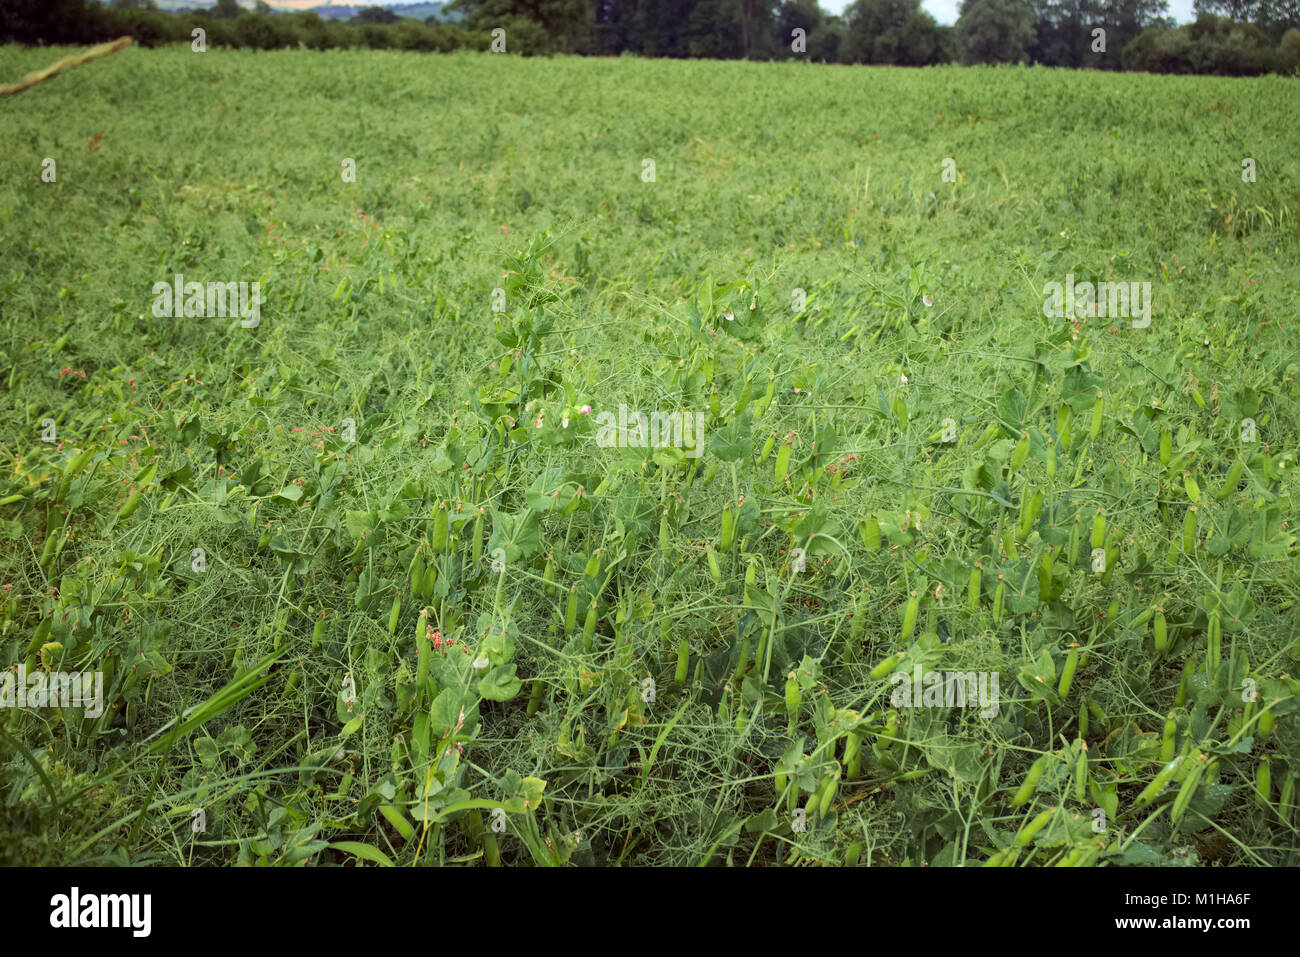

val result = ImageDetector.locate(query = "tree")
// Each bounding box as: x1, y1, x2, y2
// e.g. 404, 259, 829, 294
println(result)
1197, 0, 1300, 38
897, 9, 945, 62
956, 0, 1036, 62
1032, 0, 1170, 68
686, 0, 744, 57
1124, 13, 1277, 72
1192, 0, 1259, 20
843, 0, 922, 62
776, 0, 824, 57
355, 6, 400, 23
212, 0, 244, 19
0, 0, 90, 43
447, 0, 592, 52
1279, 25, 1300, 70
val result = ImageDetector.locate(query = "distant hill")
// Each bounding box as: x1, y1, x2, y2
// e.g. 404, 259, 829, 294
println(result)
149, 2, 458, 21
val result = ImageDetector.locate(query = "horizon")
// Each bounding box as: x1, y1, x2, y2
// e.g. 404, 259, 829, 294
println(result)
176, 0, 1200, 27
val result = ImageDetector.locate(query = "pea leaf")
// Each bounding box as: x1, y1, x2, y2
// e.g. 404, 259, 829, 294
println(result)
709, 409, 752, 462
478, 663, 522, 701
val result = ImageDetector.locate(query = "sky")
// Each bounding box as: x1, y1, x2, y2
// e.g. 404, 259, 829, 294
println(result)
820, 0, 1197, 25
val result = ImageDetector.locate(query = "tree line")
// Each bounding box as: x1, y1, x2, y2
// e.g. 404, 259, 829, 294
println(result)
3, 0, 1298, 75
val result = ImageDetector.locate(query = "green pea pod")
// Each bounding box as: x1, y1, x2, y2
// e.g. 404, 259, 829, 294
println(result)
1149, 609, 1167, 652
1171, 757, 1207, 825
1175, 658, 1195, 706
756, 376, 776, 417
845, 841, 862, 866
992, 581, 1005, 623
564, 585, 578, 636
759, 432, 776, 464
818, 771, 839, 818
675, 639, 689, 684
861, 516, 881, 551
1215, 458, 1244, 501
582, 600, 597, 651
1037, 548, 1055, 602
731, 639, 749, 691
1089, 395, 1103, 441
432, 503, 449, 552
1207, 613, 1221, 681
388, 594, 401, 635
1058, 648, 1079, 698
734, 377, 753, 417
1137, 756, 1183, 807
1018, 489, 1042, 540
720, 505, 735, 553
1183, 509, 1196, 554
850, 598, 866, 643
1091, 511, 1106, 550
706, 546, 722, 582
1160, 715, 1177, 763
967, 565, 981, 614
1256, 756, 1271, 811
527, 679, 544, 716
1010, 432, 1029, 472
1014, 807, 1054, 846
409, 550, 425, 595
1010, 756, 1049, 807
870, 653, 903, 680
774, 441, 792, 485
116, 489, 143, 521
845, 732, 862, 780
900, 592, 920, 642
785, 673, 801, 727
1159, 428, 1172, 465
1075, 745, 1088, 804
1001, 528, 1017, 560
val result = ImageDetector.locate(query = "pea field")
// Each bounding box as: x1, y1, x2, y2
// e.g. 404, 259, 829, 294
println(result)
1, 45, 1298, 868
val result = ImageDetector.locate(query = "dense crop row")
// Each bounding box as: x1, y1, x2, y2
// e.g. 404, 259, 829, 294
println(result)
0, 47, 1297, 865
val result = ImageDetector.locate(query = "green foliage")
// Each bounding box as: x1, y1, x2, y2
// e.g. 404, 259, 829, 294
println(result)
0, 47, 1297, 867
957, 0, 1038, 62
1124, 12, 1280, 72
844, 0, 945, 64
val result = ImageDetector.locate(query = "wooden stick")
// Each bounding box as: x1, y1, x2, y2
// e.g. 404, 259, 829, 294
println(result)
0, 36, 132, 99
